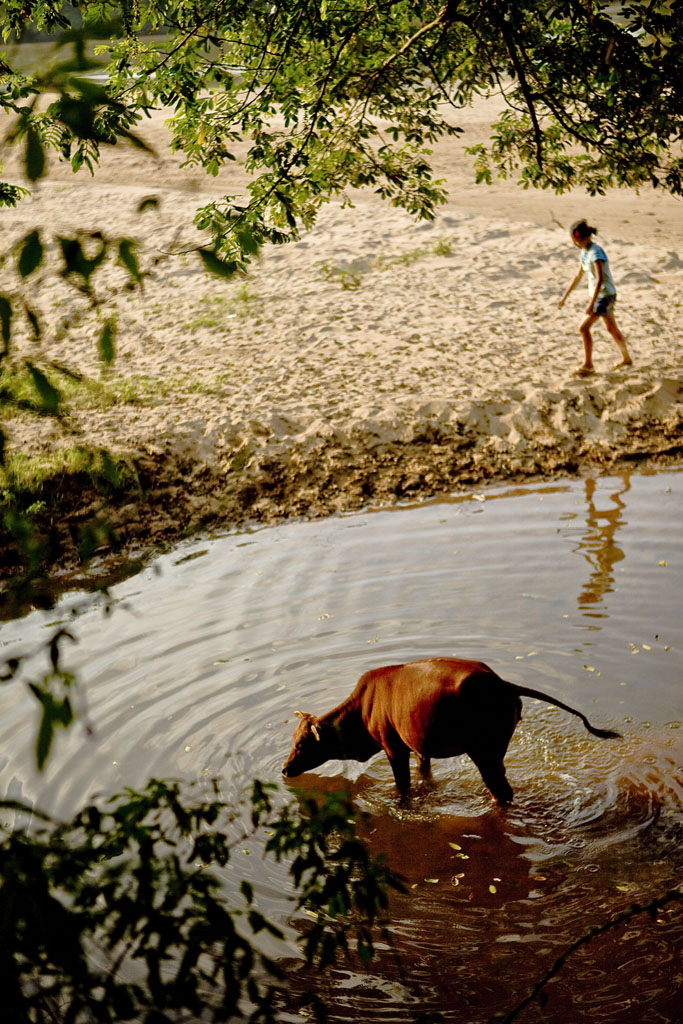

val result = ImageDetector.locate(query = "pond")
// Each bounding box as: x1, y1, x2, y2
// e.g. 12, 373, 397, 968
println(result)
1, 468, 681, 1023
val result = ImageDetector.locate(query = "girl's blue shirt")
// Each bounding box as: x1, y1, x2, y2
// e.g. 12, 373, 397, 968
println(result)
581, 241, 617, 298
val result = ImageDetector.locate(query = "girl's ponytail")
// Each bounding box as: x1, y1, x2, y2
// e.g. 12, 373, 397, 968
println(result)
570, 219, 597, 241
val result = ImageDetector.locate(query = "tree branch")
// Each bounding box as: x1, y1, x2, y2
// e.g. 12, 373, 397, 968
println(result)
493, 8, 544, 168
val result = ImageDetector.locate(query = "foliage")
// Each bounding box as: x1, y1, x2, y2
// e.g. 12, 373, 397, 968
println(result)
1, 625, 82, 770
3, 2, 683, 271
0, 778, 402, 1024
0, 217, 149, 615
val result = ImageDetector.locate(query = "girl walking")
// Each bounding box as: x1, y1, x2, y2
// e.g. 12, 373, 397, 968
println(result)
558, 219, 633, 376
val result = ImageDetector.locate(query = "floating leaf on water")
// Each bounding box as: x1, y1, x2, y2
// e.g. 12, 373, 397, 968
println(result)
616, 884, 630, 892
318, 612, 331, 620
658, 560, 667, 566
424, 878, 439, 884
642, 644, 652, 651
584, 665, 595, 672
448, 842, 462, 851
489, 885, 497, 894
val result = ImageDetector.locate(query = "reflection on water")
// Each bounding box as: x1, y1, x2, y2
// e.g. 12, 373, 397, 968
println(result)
0, 469, 681, 1023
575, 475, 629, 616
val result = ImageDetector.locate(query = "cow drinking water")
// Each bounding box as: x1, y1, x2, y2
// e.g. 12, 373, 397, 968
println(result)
282, 657, 620, 804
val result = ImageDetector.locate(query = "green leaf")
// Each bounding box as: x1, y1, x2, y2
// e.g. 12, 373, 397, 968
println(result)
17, 230, 44, 278
36, 706, 54, 771
98, 319, 116, 364
118, 239, 142, 282
58, 236, 106, 287
25, 126, 46, 182
26, 362, 60, 413
24, 304, 41, 340
0, 183, 31, 207
198, 248, 238, 279
248, 910, 267, 933
28, 683, 61, 770
0, 295, 11, 351
137, 195, 160, 213
235, 228, 261, 257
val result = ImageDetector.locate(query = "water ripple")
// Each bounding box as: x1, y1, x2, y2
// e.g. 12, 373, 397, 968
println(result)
1, 470, 681, 1023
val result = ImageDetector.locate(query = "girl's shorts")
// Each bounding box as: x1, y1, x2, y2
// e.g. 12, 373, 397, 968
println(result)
593, 294, 616, 316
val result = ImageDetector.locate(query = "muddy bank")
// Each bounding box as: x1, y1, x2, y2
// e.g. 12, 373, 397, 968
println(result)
2, 372, 681, 614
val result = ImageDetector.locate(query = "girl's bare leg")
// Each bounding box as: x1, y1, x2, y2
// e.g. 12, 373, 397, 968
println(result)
603, 313, 633, 367
578, 314, 597, 374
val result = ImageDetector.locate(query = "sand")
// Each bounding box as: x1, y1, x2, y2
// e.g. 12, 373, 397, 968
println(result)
1, 94, 682, 568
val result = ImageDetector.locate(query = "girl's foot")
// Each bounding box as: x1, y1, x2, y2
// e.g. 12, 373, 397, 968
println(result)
612, 358, 633, 369
575, 365, 595, 377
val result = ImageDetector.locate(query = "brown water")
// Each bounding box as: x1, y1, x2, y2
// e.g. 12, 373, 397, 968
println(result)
1, 469, 681, 1023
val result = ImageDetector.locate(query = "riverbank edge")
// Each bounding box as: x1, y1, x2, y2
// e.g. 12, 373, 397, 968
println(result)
2, 419, 681, 616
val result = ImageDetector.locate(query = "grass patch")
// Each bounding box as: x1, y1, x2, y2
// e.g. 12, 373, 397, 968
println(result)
186, 286, 261, 330
91, 373, 234, 405
1, 364, 233, 416
317, 259, 364, 290
432, 236, 453, 256
317, 237, 454, 288
0, 446, 137, 506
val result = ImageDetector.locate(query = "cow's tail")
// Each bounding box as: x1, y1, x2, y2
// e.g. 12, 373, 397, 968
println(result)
510, 684, 621, 739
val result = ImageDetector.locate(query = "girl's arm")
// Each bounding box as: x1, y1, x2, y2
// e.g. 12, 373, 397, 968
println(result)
586, 259, 604, 314
558, 268, 583, 308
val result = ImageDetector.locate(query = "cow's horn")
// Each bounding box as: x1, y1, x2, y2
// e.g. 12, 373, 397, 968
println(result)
311, 723, 320, 741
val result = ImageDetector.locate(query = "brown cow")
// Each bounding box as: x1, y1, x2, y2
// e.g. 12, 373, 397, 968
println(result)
282, 657, 620, 804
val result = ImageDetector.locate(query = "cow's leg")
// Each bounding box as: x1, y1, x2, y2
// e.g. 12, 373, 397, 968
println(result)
416, 753, 432, 779
469, 752, 514, 806
383, 739, 411, 793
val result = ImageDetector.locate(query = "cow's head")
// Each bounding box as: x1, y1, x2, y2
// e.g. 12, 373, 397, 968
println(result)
282, 711, 331, 779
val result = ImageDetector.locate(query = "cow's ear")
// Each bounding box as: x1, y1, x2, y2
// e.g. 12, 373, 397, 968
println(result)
294, 710, 305, 720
